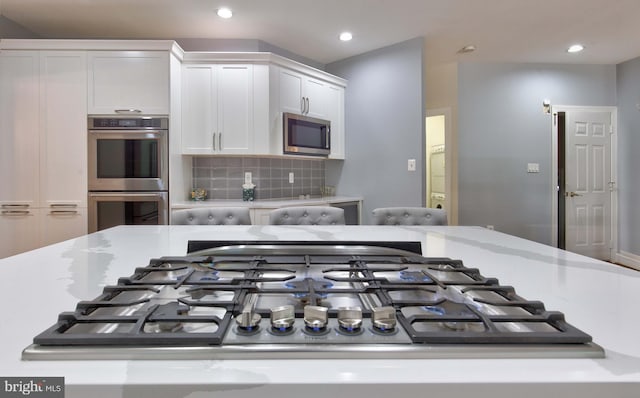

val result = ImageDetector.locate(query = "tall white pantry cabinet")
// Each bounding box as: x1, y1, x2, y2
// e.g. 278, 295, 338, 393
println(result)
0, 50, 87, 258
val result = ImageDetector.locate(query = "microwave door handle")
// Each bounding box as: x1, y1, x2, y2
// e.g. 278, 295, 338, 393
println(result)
326, 126, 330, 149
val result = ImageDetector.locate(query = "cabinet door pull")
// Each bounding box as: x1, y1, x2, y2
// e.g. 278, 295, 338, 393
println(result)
1, 210, 30, 216
1, 204, 29, 209
50, 203, 78, 209
219, 132, 223, 151
213, 132, 217, 151
305, 97, 310, 114
50, 210, 79, 215
300, 97, 305, 114
115, 109, 142, 114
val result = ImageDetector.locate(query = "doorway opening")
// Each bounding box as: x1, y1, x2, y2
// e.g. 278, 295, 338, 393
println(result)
425, 108, 452, 218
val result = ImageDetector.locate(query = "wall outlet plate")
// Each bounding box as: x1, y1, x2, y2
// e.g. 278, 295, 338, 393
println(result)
244, 172, 252, 184
289, 172, 294, 183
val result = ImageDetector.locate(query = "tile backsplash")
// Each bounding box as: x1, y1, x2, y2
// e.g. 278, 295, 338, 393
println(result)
192, 157, 325, 200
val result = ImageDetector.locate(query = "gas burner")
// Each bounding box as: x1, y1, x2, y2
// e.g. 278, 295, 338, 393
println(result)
25, 242, 602, 360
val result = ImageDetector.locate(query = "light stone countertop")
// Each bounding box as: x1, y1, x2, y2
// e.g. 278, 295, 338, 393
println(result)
1, 225, 639, 398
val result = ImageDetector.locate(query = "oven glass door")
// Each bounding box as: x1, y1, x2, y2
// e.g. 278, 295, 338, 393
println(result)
89, 130, 168, 191
88, 192, 168, 233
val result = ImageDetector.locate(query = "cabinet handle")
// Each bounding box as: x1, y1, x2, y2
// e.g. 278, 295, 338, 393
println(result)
50, 203, 78, 209
219, 132, 222, 150
115, 109, 142, 114
213, 132, 217, 150
50, 210, 79, 215
1, 204, 29, 209
305, 97, 310, 114
1, 210, 30, 216
300, 97, 305, 114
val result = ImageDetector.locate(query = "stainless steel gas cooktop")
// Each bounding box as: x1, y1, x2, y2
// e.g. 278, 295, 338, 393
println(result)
22, 241, 604, 360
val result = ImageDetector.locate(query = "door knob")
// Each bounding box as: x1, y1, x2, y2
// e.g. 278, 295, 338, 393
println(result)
566, 191, 581, 197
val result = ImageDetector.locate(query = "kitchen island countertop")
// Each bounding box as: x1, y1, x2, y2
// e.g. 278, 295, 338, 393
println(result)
1, 225, 638, 398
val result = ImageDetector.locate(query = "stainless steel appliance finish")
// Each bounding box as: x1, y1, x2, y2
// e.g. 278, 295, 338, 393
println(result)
87, 116, 169, 232
22, 242, 604, 360
283, 112, 331, 156
88, 192, 168, 233
88, 116, 168, 191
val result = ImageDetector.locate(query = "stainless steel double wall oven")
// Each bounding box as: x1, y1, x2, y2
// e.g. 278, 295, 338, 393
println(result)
88, 116, 169, 232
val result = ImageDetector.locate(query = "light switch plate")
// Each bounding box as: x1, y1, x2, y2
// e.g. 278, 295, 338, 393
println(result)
527, 163, 540, 173
408, 159, 416, 171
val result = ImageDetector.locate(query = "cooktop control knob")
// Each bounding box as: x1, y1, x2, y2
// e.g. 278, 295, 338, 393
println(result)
303, 305, 328, 331
270, 305, 295, 331
372, 306, 397, 332
337, 306, 363, 332
235, 309, 261, 331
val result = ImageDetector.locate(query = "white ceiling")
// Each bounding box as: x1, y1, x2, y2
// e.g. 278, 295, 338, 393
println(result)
2, 0, 640, 67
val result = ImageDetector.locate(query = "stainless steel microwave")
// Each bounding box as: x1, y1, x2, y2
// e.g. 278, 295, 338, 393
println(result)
283, 112, 331, 156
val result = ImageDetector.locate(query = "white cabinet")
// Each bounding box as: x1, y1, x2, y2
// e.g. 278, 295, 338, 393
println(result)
0, 209, 40, 257
40, 51, 88, 208
88, 51, 169, 115
0, 50, 87, 259
0, 51, 39, 208
326, 85, 345, 160
182, 63, 268, 155
278, 67, 346, 158
279, 68, 330, 120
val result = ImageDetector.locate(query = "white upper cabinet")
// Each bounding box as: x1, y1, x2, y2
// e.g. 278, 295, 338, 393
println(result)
326, 84, 345, 160
39, 51, 88, 207
182, 63, 269, 155
0, 51, 40, 207
88, 51, 169, 115
279, 68, 329, 120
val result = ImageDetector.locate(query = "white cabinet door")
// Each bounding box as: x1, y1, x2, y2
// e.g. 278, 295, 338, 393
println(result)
304, 77, 329, 120
40, 207, 87, 247
0, 51, 39, 207
39, 51, 88, 208
326, 84, 345, 160
279, 68, 330, 119
0, 208, 39, 259
182, 64, 255, 155
279, 68, 305, 115
88, 51, 169, 115
182, 65, 217, 154
217, 65, 253, 154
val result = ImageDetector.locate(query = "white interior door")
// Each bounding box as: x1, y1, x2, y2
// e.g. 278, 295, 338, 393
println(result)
565, 110, 613, 260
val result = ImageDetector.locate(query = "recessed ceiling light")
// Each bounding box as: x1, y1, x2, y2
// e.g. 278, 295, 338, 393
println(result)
339, 32, 353, 42
567, 44, 584, 53
217, 7, 233, 19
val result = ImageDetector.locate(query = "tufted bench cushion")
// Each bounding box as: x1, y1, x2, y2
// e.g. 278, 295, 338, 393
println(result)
268, 206, 345, 225
371, 207, 448, 226
171, 207, 252, 225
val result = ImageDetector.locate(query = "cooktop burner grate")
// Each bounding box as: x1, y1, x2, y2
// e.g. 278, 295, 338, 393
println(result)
31, 243, 595, 349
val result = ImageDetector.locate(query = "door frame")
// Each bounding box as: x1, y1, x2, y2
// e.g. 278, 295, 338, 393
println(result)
426, 107, 456, 224
550, 105, 618, 258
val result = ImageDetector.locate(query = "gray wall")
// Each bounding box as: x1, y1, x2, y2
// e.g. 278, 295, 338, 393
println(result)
615, 57, 640, 255
457, 63, 616, 244
325, 37, 425, 224
0, 16, 40, 38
